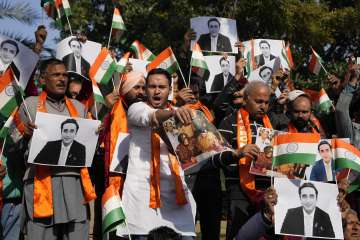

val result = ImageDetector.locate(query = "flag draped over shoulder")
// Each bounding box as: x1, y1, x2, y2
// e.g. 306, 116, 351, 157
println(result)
308, 48, 323, 75
334, 139, 360, 172
116, 52, 131, 74
146, 47, 179, 74
102, 184, 126, 234
111, 8, 126, 41
130, 40, 156, 61
89, 48, 117, 85
190, 43, 209, 81
272, 133, 321, 166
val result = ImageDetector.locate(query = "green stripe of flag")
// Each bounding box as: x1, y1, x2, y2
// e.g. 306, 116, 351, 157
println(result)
335, 158, 360, 172
272, 153, 316, 166
0, 97, 19, 120
318, 100, 332, 113
191, 58, 208, 70
102, 208, 126, 234
112, 22, 126, 30
101, 62, 117, 85
166, 63, 178, 75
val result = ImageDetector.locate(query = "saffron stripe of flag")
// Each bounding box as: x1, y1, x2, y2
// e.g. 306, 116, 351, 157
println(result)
0, 107, 25, 142
89, 48, 117, 85
102, 185, 126, 234
334, 139, 360, 172
190, 43, 209, 80
116, 52, 131, 73
146, 47, 178, 74
91, 79, 105, 104
129, 40, 156, 61
0, 72, 22, 120
308, 48, 323, 75
272, 133, 320, 166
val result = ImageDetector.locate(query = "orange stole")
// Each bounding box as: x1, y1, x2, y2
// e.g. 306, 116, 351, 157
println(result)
33, 91, 96, 218
236, 108, 272, 201
108, 99, 128, 194
186, 101, 214, 123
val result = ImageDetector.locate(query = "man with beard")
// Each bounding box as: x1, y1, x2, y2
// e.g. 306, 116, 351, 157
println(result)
118, 68, 196, 238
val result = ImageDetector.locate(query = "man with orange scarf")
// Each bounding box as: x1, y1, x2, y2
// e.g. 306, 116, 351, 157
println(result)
218, 81, 272, 240
118, 68, 196, 239
19, 59, 96, 240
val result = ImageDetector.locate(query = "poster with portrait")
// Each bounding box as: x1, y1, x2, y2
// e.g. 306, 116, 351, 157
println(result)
27, 112, 101, 167
162, 110, 233, 174
204, 55, 235, 93
249, 127, 284, 177
110, 133, 130, 174
0, 35, 39, 89
274, 178, 343, 239
190, 16, 238, 54
56, 36, 102, 80
304, 138, 350, 182
244, 39, 290, 85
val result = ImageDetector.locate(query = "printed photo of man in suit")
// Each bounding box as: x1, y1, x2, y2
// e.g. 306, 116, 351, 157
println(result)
280, 182, 335, 238
210, 57, 234, 92
310, 141, 336, 182
197, 18, 232, 53
0, 39, 20, 79
255, 40, 281, 71
33, 118, 86, 166
62, 38, 90, 79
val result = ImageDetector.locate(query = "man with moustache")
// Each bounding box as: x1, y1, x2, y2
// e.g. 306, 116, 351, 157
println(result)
218, 81, 273, 239
118, 68, 197, 239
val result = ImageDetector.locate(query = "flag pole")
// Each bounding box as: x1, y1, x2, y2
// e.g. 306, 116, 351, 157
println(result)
93, 102, 99, 120
188, 65, 192, 87
0, 136, 7, 160
12, 79, 33, 122
346, 168, 351, 182
107, 25, 113, 49
64, 14, 73, 36
319, 61, 329, 76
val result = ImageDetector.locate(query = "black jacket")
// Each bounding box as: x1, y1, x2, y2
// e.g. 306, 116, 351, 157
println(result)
197, 33, 232, 52
62, 53, 90, 79
33, 140, 86, 166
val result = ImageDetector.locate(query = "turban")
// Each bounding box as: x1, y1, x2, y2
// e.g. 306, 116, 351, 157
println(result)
120, 71, 145, 96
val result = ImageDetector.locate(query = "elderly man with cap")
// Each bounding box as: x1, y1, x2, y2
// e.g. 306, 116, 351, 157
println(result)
284, 89, 325, 137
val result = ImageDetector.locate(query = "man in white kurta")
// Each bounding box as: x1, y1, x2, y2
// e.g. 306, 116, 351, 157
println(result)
118, 68, 196, 238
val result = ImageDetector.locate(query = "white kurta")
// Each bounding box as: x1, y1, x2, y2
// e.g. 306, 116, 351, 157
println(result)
119, 102, 196, 236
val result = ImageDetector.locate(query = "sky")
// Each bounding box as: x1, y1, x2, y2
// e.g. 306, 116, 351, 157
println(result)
0, 0, 60, 50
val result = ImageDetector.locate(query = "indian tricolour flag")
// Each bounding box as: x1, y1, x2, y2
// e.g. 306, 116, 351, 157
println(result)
334, 139, 360, 172
59, 0, 71, 17
116, 52, 131, 73
89, 48, 117, 85
308, 48, 323, 75
281, 42, 294, 70
146, 47, 178, 74
0, 70, 22, 121
111, 8, 126, 41
102, 185, 126, 234
190, 43, 209, 81
272, 133, 321, 166
91, 79, 105, 104
317, 88, 333, 114
0, 107, 25, 144
130, 40, 156, 61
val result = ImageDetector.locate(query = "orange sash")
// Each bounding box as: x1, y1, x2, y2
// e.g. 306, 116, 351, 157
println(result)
33, 91, 96, 218
186, 101, 214, 123
287, 116, 321, 134
108, 99, 128, 194
149, 105, 187, 208
236, 108, 272, 201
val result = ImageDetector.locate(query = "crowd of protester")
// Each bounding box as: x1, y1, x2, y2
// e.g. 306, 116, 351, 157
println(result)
0, 23, 360, 240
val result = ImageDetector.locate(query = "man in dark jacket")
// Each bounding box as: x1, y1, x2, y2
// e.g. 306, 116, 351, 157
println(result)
197, 18, 232, 52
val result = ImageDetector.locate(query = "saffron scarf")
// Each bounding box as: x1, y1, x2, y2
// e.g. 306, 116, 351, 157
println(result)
185, 101, 214, 123
236, 108, 272, 202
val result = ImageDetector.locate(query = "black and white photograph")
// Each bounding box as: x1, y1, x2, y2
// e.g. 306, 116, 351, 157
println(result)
190, 16, 238, 53
203, 55, 235, 93
56, 36, 102, 79
274, 178, 343, 239
0, 35, 39, 89
110, 132, 130, 174
27, 112, 101, 167
244, 39, 290, 84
